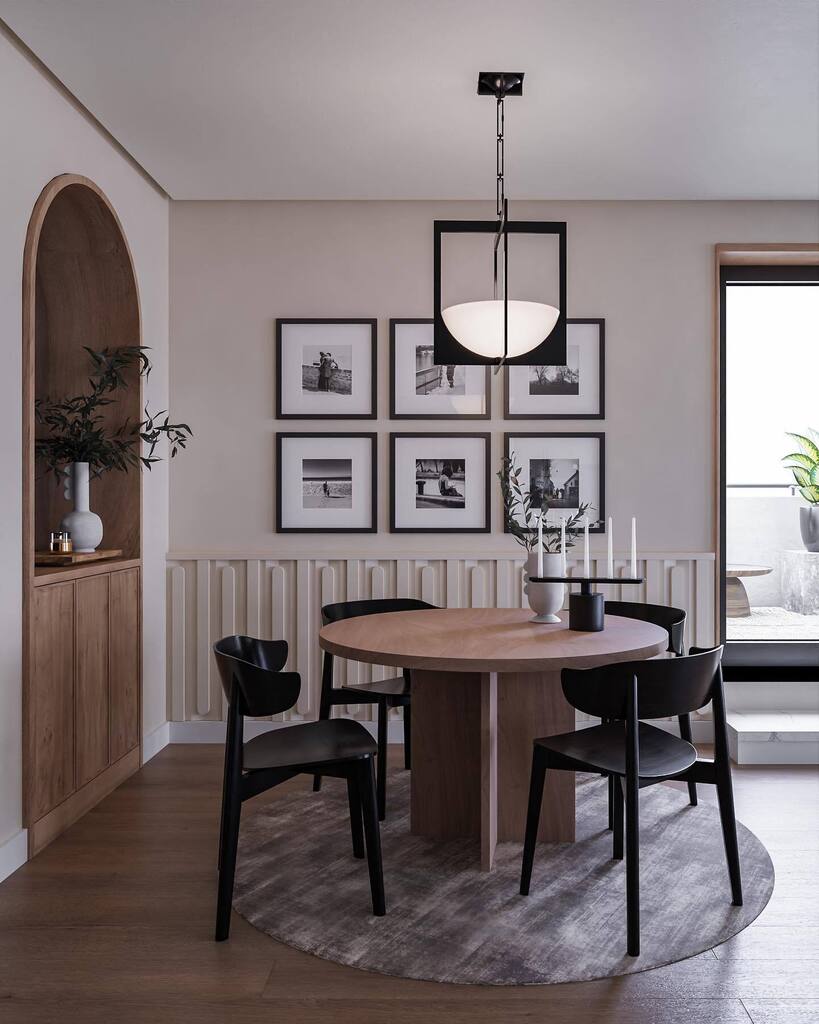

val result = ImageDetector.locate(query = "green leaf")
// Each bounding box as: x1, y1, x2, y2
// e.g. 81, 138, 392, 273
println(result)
783, 452, 817, 472
811, 465, 819, 487
799, 486, 819, 505
787, 433, 819, 463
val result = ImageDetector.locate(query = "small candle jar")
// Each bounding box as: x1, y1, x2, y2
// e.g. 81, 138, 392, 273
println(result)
58, 532, 73, 553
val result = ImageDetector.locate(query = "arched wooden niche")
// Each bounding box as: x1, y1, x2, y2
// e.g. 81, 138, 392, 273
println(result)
23, 174, 142, 560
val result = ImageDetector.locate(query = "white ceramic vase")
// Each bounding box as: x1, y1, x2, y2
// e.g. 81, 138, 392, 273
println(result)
524, 551, 565, 623
61, 461, 103, 553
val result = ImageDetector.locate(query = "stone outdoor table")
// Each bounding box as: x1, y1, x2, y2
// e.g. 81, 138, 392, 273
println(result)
783, 549, 819, 614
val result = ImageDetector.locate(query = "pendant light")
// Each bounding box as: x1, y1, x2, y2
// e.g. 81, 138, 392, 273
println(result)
433, 72, 567, 368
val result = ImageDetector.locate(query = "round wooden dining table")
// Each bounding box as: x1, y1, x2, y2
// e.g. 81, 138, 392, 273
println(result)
319, 607, 668, 871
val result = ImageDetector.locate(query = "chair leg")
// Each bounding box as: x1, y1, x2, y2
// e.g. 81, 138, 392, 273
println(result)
376, 701, 388, 821
607, 774, 615, 830
313, 696, 332, 792
716, 761, 744, 906
358, 757, 386, 916
678, 713, 698, 806
403, 702, 412, 771
520, 746, 548, 896
346, 773, 365, 859
612, 775, 624, 860
625, 769, 640, 957
215, 776, 241, 941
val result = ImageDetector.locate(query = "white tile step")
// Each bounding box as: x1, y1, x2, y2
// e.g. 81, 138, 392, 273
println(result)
726, 711, 819, 765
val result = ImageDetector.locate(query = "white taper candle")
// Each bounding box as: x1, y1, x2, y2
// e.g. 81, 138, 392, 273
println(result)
537, 515, 544, 577
631, 516, 637, 577
560, 517, 566, 576
583, 516, 590, 576
607, 516, 614, 577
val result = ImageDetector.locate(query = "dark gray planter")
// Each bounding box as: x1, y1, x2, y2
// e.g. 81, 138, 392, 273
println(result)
799, 505, 819, 552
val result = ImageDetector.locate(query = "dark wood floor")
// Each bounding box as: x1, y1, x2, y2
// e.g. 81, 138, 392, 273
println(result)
0, 744, 816, 1024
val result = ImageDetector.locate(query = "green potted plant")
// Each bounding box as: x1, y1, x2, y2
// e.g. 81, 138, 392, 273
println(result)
783, 431, 819, 552
36, 345, 191, 552
498, 453, 591, 620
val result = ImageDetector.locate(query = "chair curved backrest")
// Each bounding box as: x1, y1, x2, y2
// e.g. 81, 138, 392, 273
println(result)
561, 646, 724, 722
321, 597, 436, 626
213, 636, 300, 717
604, 601, 686, 656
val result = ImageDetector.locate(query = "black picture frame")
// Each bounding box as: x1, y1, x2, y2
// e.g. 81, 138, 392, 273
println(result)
389, 318, 492, 420
433, 220, 567, 366
503, 318, 606, 420
276, 432, 378, 533
503, 431, 606, 533
390, 432, 492, 534
275, 318, 377, 420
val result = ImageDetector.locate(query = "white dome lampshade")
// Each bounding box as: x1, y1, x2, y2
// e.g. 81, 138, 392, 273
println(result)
441, 299, 560, 360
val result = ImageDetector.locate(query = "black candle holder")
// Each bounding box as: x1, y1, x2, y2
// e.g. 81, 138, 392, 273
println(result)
528, 576, 644, 632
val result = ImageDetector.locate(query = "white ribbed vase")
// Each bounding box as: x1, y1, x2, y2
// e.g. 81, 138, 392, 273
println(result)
524, 551, 565, 624
61, 461, 103, 553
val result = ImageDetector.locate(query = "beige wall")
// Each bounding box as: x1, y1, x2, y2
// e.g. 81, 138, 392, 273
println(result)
169, 199, 816, 558
0, 31, 169, 856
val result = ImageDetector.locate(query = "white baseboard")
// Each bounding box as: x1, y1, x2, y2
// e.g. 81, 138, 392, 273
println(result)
142, 721, 171, 764
169, 719, 407, 744
0, 829, 28, 883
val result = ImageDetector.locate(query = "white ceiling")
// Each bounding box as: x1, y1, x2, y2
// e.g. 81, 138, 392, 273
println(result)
2, 0, 818, 200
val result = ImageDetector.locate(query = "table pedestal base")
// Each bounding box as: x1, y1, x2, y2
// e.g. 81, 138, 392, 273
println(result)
410, 668, 575, 871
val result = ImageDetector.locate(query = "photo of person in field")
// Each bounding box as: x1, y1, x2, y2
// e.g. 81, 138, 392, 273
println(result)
302, 458, 353, 508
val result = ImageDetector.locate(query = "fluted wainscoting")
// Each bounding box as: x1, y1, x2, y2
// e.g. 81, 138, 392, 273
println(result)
166, 552, 716, 738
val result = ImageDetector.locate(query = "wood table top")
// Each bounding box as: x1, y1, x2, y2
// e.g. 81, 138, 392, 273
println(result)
725, 564, 773, 577
319, 607, 668, 674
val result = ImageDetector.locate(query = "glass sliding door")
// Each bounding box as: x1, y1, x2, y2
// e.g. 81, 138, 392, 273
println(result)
721, 265, 819, 671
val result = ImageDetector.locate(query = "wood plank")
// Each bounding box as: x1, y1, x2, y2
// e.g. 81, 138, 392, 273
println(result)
29, 581, 75, 821
34, 557, 141, 585
410, 669, 481, 839
75, 574, 109, 788
109, 568, 140, 762
480, 672, 498, 871
497, 669, 576, 842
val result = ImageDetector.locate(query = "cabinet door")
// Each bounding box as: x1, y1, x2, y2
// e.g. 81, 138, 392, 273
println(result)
109, 568, 140, 762
30, 582, 75, 820
75, 575, 110, 787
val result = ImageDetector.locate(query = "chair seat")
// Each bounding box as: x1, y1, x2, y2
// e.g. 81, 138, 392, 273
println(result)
243, 718, 377, 773
337, 676, 410, 700
535, 721, 697, 779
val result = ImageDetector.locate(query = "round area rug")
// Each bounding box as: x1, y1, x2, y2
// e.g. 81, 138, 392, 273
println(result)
232, 769, 774, 985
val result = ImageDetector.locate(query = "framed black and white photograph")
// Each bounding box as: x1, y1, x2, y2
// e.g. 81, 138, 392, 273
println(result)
390, 319, 490, 419
504, 432, 605, 532
276, 432, 377, 532
504, 318, 605, 419
390, 432, 490, 533
276, 319, 377, 419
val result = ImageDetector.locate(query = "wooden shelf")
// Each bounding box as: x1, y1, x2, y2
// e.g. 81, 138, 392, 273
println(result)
35, 548, 123, 567
34, 557, 141, 585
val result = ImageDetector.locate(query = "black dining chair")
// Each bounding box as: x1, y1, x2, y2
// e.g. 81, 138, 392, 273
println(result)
604, 601, 697, 809
314, 598, 436, 820
519, 646, 742, 957
213, 635, 385, 942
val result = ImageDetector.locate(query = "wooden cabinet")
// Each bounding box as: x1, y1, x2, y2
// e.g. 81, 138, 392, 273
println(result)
75, 575, 110, 787
109, 569, 140, 763
30, 583, 75, 821
26, 565, 141, 853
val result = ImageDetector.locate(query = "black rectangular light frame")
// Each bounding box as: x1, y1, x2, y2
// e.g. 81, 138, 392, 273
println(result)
433, 219, 567, 366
